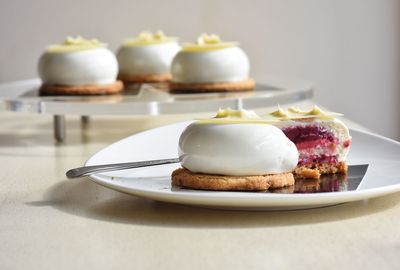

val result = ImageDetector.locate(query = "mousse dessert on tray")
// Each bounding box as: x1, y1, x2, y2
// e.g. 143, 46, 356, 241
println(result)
169, 34, 255, 93
38, 36, 123, 95
117, 31, 180, 84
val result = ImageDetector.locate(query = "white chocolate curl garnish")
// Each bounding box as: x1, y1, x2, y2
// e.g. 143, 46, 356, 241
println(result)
267, 105, 343, 120
47, 36, 106, 53
124, 30, 178, 46
182, 33, 238, 52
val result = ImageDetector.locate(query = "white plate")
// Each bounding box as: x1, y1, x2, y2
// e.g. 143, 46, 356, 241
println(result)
86, 121, 400, 210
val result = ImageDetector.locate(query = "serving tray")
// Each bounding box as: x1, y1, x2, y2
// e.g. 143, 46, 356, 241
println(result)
0, 76, 313, 141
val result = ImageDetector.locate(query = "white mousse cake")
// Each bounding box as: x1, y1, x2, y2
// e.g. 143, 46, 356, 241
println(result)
267, 106, 351, 179
172, 108, 298, 191
117, 31, 180, 83
38, 36, 123, 95
169, 34, 255, 93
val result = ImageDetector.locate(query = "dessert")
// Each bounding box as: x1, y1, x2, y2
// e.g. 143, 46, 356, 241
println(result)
169, 34, 255, 93
267, 106, 351, 179
171, 108, 298, 191
117, 31, 180, 84
38, 36, 123, 95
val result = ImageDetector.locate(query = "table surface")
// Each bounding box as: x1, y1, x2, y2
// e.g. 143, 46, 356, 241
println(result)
1, 101, 400, 270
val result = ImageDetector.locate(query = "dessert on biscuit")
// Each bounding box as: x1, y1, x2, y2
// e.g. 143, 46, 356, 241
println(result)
171, 108, 298, 191
38, 36, 123, 95
117, 31, 180, 84
169, 34, 255, 93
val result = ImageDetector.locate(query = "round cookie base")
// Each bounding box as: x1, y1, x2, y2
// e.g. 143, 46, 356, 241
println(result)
40, 80, 124, 96
169, 78, 255, 93
171, 167, 294, 191
118, 73, 172, 83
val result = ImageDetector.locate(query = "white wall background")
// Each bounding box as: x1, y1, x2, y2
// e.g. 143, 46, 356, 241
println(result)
0, 0, 399, 139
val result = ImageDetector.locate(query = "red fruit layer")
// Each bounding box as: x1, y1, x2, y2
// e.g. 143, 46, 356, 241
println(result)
296, 138, 336, 152
282, 125, 338, 145
282, 125, 340, 166
298, 154, 338, 166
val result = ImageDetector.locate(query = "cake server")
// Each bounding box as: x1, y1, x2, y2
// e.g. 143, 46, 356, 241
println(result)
268, 164, 369, 193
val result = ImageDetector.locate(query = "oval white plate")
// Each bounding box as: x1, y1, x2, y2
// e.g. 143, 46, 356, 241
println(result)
86, 121, 400, 210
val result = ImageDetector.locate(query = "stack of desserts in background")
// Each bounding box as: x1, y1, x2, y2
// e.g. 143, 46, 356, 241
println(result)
37, 32, 255, 95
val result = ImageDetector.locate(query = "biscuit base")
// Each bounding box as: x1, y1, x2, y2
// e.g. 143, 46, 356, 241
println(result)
118, 73, 172, 83
171, 168, 294, 191
40, 80, 124, 96
294, 161, 348, 180
169, 78, 255, 93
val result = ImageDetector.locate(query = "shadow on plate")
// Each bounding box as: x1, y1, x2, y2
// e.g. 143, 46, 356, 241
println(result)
26, 178, 400, 229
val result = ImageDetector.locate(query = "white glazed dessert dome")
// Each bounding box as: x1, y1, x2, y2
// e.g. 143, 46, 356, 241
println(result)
178, 109, 298, 176
171, 34, 250, 83
116, 31, 180, 80
38, 37, 118, 86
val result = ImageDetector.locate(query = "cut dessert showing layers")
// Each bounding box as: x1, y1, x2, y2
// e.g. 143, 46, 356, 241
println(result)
38, 36, 123, 95
117, 31, 180, 84
172, 108, 298, 191
267, 106, 351, 179
170, 34, 255, 93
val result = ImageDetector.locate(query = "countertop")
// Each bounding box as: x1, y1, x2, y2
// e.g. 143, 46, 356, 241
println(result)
1, 103, 400, 270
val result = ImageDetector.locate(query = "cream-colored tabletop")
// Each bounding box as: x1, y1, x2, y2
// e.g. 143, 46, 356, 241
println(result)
1, 103, 400, 270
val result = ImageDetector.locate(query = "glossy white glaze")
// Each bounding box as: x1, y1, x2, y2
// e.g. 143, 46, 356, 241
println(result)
38, 48, 118, 86
117, 42, 180, 75
178, 123, 298, 176
171, 47, 250, 83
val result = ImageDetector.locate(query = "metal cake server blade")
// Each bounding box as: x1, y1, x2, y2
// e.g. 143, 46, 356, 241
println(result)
270, 164, 369, 194
66, 158, 180, 179
346, 164, 369, 191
